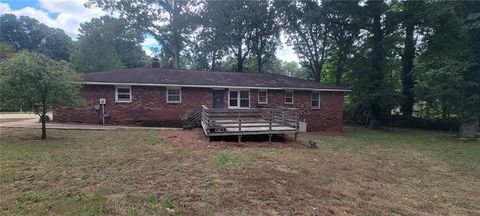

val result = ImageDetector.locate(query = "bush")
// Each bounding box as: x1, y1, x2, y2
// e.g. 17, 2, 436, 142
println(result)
381, 115, 459, 131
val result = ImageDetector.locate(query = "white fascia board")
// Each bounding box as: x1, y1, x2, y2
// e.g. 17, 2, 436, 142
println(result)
82, 81, 351, 92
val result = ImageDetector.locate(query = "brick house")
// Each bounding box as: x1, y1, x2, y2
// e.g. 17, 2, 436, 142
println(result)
54, 67, 348, 131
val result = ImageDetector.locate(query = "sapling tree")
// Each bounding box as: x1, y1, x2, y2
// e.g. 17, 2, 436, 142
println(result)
0, 51, 83, 139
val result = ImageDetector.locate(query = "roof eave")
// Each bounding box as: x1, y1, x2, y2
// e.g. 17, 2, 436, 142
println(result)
82, 81, 351, 92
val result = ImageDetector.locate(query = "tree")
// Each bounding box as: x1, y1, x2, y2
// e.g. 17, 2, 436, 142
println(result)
400, 1, 425, 117
279, 1, 329, 82
416, 1, 480, 137
71, 16, 149, 72
345, 0, 402, 129
0, 52, 83, 139
0, 14, 72, 61
323, 0, 363, 85
87, 0, 197, 69
201, 0, 278, 72
0, 43, 15, 60
460, 1, 480, 138
250, 4, 280, 73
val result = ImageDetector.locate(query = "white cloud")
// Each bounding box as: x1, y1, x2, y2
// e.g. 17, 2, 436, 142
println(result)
0, 0, 106, 39
0, 2, 11, 14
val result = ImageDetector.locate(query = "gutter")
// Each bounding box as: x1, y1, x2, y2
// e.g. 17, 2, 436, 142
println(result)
82, 81, 351, 92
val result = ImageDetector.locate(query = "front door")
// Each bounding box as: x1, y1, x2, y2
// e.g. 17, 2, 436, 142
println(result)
212, 90, 224, 108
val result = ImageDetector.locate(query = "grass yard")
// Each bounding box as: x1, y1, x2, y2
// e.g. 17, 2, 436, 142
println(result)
0, 127, 479, 215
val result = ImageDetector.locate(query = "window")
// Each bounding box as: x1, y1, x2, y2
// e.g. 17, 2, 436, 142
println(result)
311, 92, 320, 108
167, 87, 181, 103
229, 90, 249, 108
116, 86, 131, 102
229, 91, 238, 107
285, 90, 294, 104
240, 91, 249, 107
258, 90, 268, 104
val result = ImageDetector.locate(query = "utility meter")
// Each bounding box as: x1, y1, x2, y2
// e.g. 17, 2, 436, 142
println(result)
99, 98, 106, 105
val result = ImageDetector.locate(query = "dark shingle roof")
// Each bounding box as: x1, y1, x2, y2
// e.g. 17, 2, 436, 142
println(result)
82, 68, 348, 91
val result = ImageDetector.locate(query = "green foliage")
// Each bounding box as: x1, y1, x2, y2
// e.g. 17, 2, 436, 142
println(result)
0, 14, 72, 61
277, 0, 328, 81
71, 16, 148, 73
415, 1, 480, 130
146, 194, 160, 203
0, 43, 15, 60
344, 0, 403, 128
213, 153, 245, 170
0, 51, 83, 111
201, 0, 280, 72
87, 0, 198, 69
162, 196, 174, 209
0, 51, 83, 138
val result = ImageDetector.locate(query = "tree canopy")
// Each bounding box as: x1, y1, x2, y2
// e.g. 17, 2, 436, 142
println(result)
70, 16, 149, 73
0, 14, 72, 61
0, 51, 83, 139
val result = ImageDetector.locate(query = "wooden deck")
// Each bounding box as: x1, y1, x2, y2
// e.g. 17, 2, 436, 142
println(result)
200, 105, 299, 142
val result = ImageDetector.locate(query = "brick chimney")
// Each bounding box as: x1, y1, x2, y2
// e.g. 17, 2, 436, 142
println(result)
152, 58, 160, 68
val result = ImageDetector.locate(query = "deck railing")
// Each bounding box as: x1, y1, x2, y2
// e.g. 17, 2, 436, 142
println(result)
201, 105, 299, 140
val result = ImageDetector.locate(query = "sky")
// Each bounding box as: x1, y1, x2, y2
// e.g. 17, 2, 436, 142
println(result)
0, 0, 299, 62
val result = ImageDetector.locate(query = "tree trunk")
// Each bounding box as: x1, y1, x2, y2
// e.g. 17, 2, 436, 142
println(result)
313, 62, 322, 82
401, 1, 416, 118
368, 107, 382, 129
459, 118, 479, 139
335, 50, 346, 86
236, 44, 244, 72
211, 50, 217, 71
237, 58, 244, 72
256, 53, 262, 73
367, 1, 386, 129
171, 2, 181, 69
173, 34, 180, 69
41, 101, 47, 140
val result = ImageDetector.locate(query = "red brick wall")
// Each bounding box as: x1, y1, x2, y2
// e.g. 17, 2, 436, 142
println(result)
54, 85, 345, 131
254, 90, 345, 131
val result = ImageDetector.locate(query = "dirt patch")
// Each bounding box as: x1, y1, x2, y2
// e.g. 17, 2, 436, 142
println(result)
159, 128, 306, 149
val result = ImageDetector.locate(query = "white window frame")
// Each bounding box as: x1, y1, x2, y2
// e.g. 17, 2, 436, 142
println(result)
258, 90, 268, 104
115, 86, 132, 103
285, 90, 294, 104
166, 87, 182, 103
228, 89, 250, 108
311, 91, 321, 109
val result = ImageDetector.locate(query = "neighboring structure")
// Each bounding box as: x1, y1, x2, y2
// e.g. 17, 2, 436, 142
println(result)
54, 67, 349, 131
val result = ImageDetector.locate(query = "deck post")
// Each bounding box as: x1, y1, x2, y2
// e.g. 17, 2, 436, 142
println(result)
294, 132, 298, 142
269, 111, 272, 143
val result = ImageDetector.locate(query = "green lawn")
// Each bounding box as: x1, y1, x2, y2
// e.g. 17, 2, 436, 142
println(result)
0, 127, 479, 215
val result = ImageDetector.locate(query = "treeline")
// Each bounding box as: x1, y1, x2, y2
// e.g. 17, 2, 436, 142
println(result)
0, 14, 150, 73
1, 0, 479, 136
